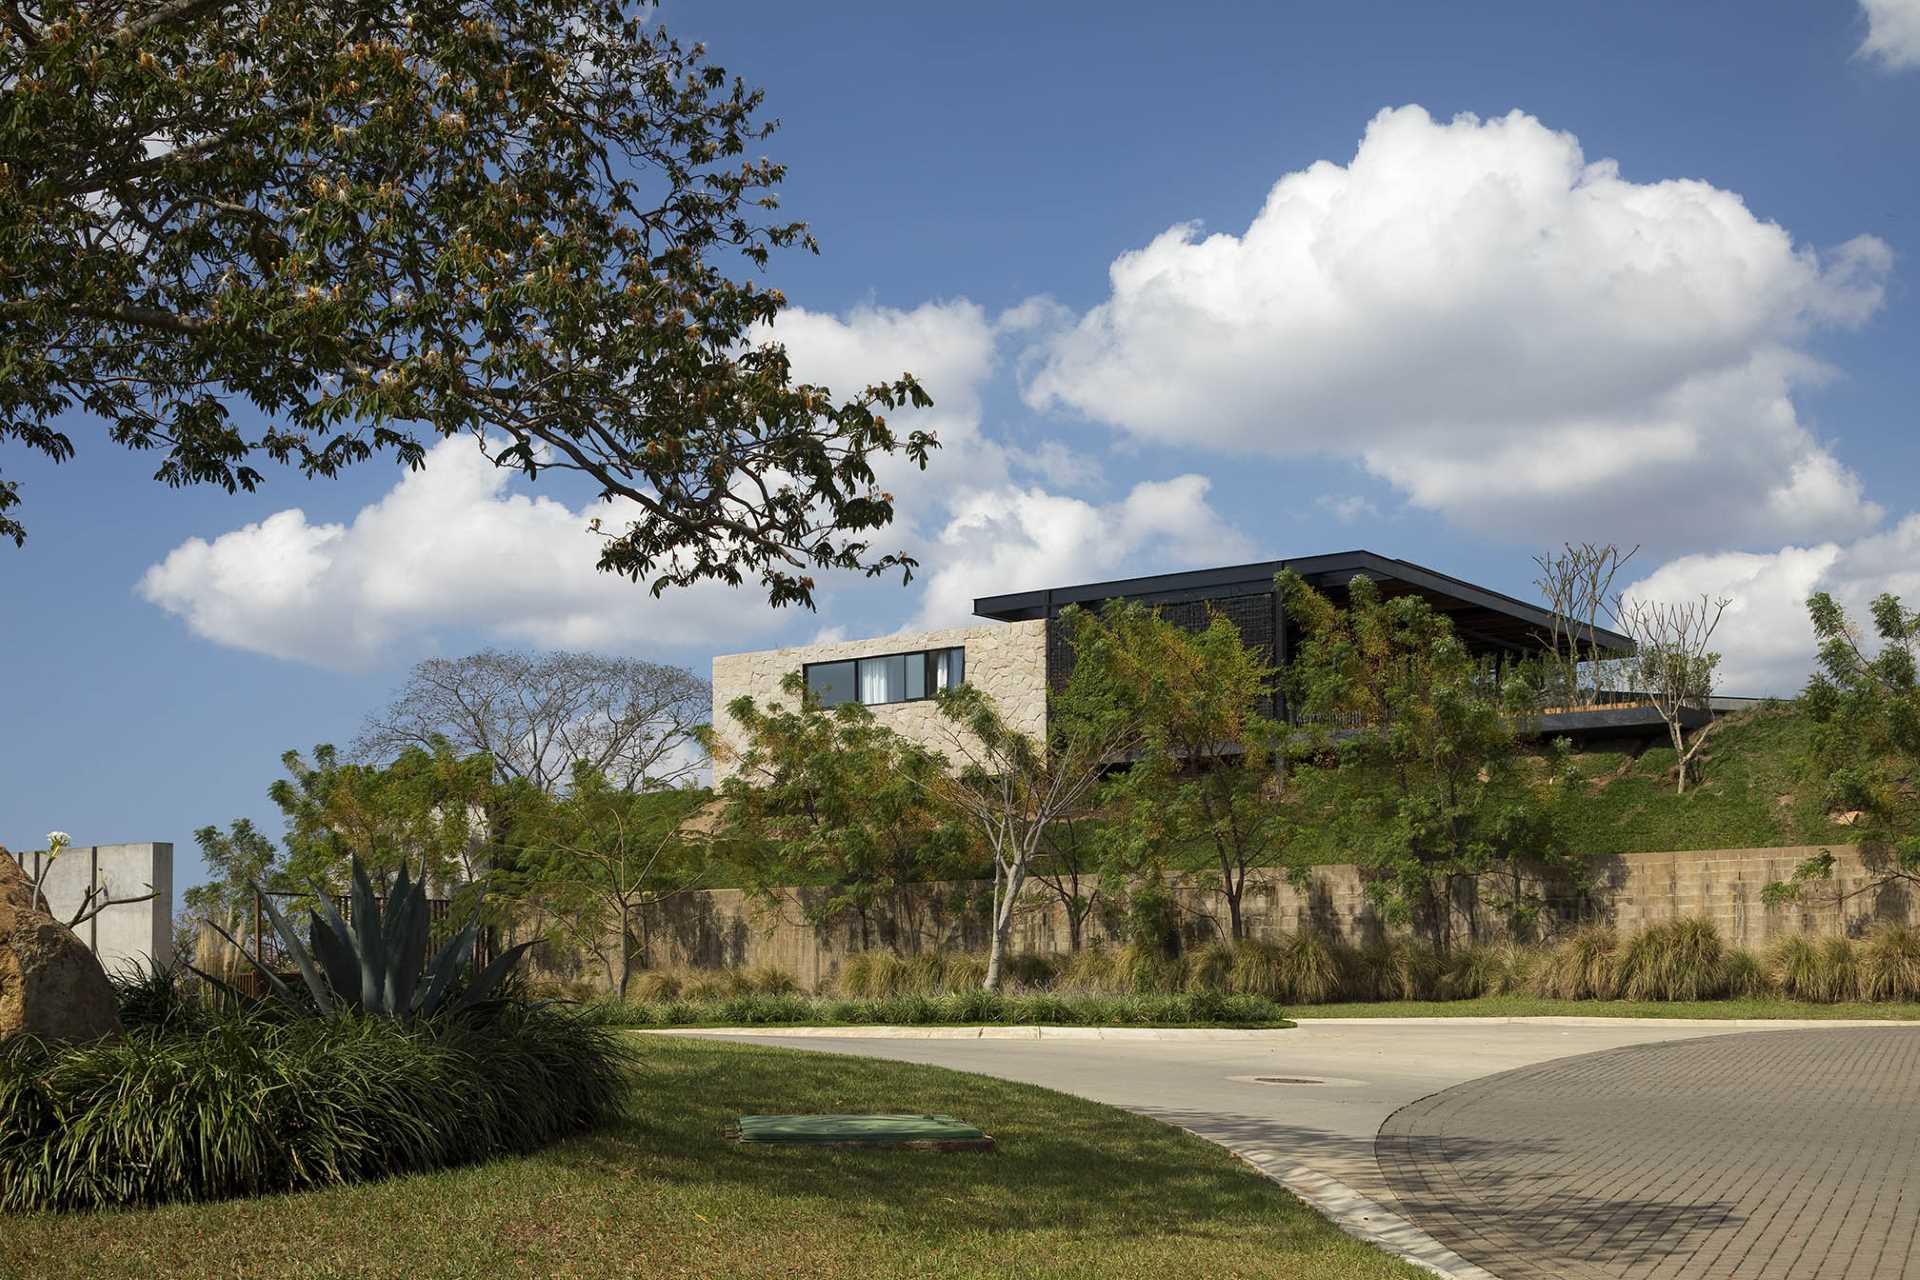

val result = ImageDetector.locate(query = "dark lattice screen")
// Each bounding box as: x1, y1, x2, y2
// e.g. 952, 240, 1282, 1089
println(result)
1045, 589, 1278, 693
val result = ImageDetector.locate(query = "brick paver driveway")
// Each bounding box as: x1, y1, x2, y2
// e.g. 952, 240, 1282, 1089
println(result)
1378, 1027, 1920, 1280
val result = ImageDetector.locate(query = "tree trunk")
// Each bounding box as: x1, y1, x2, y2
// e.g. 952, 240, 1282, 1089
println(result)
983, 860, 1029, 992
617, 912, 634, 1000
1670, 720, 1690, 796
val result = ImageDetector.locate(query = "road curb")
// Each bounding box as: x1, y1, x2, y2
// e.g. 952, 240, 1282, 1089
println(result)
635, 1024, 1292, 1041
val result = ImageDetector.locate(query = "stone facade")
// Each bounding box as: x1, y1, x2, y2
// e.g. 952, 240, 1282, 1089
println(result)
709, 619, 1047, 783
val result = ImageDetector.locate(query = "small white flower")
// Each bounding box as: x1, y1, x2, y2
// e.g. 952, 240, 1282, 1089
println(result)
46, 830, 71, 852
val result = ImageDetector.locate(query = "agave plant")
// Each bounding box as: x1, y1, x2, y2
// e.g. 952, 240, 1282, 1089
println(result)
219, 857, 532, 1017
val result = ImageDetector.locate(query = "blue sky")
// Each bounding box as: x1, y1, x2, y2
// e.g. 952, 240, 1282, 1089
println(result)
4, 0, 1918, 899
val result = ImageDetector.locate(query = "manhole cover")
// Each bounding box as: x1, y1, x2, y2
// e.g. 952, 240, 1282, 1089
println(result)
1227, 1073, 1366, 1088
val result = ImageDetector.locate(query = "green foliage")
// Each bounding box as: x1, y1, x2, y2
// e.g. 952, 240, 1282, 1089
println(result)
509, 769, 709, 998
1, 2, 933, 603
1066, 601, 1296, 942
107, 959, 212, 1035
707, 674, 967, 951
626, 966, 800, 1002
1859, 924, 1920, 1002
586, 989, 1289, 1029
0, 1004, 628, 1212
270, 740, 505, 894
228, 857, 532, 1018
1770, 591, 1920, 904
184, 818, 279, 946
1279, 570, 1579, 949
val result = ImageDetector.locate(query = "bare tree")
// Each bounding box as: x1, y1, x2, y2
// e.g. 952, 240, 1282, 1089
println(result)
1533, 542, 1638, 709
1615, 593, 1731, 795
354, 650, 711, 793
10, 833, 156, 930
923, 685, 1141, 991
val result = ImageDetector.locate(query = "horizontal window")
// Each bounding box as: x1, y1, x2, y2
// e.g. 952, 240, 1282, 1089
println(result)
805, 646, 966, 708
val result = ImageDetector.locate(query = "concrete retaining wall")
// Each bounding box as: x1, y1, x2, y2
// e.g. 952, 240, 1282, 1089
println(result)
10, 843, 173, 973
607, 844, 1892, 990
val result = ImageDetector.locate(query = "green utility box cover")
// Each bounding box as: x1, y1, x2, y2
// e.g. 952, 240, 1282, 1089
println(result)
733, 1113, 994, 1150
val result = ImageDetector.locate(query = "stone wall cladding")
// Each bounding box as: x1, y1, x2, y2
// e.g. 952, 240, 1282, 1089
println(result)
709, 620, 1047, 783
607, 844, 1901, 990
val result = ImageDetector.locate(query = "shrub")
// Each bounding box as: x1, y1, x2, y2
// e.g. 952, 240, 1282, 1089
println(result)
1348, 939, 1442, 1001
1235, 933, 1346, 1004
1768, 934, 1858, 1003
1721, 946, 1771, 997
1438, 943, 1534, 999
1620, 918, 1729, 1001
1531, 926, 1624, 1000
0, 1003, 628, 1212
588, 990, 1288, 1029
1182, 941, 1237, 994
109, 958, 213, 1033
1055, 945, 1120, 993
1859, 923, 1920, 1002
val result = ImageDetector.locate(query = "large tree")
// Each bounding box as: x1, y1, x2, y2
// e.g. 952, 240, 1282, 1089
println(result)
706, 673, 968, 952
510, 765, 706, 998
1068, 601, 1295, 943
1, 0, 934, 606
354, 648, 709, 792
926, 673, 1143, 991
1279, 571, 1572, 950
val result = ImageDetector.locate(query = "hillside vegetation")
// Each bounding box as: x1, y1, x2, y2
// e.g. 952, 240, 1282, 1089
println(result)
1538, 704, 1851, 856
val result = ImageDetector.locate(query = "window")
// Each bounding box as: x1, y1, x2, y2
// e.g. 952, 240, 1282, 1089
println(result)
805, 660, 857, 707
804, 646, 966, 708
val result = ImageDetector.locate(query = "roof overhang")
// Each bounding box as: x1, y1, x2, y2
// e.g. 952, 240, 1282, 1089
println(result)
972, 550, 1634, 657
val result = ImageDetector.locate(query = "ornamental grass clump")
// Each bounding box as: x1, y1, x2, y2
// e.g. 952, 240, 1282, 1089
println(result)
1347, 938, 1443, 1001
1236, 933, 1346, 1004
1859, 923, 1920, 1002
1768, 933, 1858, 1003
1620, 918, 1730, 1001
1530, 926, 1624, 1000
0, 1003, 628, 1213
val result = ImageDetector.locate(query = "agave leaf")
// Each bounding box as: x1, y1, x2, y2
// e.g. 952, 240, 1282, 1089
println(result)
252, 892, 336, 1013
382, 869, 429, 1014
449, 940, 538, 1014
412, 922, 480, 1016
205, 919, 301, 1005
349, 857, 387, 1011
308, 890, 362, 1000
308, 912, 360, 1004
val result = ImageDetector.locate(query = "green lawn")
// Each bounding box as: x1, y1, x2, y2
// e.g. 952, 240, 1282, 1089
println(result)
1288, 995, 1920, 1020
0, 1038, 1420, 1280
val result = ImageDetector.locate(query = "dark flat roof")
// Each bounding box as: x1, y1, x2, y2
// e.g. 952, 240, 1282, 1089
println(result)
972, 549, 1633, 656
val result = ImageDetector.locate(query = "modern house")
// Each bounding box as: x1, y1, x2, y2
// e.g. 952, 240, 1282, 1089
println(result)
708, 550, 1652, 782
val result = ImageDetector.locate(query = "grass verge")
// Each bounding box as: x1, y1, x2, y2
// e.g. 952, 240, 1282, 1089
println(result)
1, 1037, 1419, 1280
1286, 995, 1920, 1020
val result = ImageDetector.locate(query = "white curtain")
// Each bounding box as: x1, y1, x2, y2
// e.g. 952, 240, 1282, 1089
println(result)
861, 659, 892, 704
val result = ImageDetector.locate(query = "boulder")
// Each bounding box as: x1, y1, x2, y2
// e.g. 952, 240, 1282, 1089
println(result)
0, 850, 123, 1043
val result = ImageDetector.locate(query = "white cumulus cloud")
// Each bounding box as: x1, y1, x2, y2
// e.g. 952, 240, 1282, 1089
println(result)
1861, 0, 1920, 69
139, 437, 775, 669
913, 475, 1252, 627
1026, 106, 1891, 548
1624, 517, 1920, 696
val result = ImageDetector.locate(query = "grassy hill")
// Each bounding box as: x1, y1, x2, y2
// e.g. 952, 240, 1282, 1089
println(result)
1548, 704, 1849, 855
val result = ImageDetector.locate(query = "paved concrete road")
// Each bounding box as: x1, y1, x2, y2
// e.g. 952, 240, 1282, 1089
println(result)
1378, 1026, 1920, 1280
693, 1021, 1915, 1279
